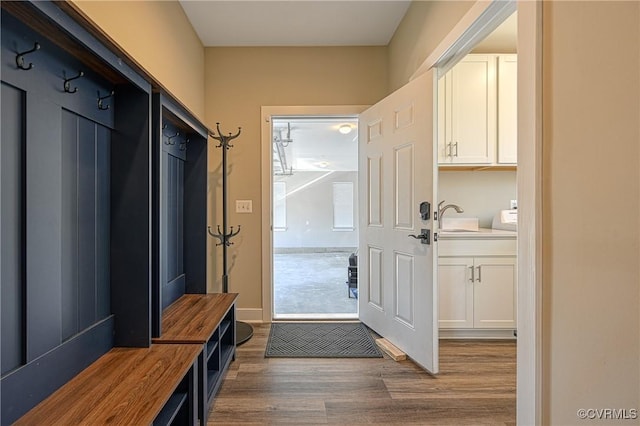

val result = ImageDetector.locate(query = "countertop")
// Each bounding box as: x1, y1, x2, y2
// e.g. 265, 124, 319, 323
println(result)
438, 227, 517, 239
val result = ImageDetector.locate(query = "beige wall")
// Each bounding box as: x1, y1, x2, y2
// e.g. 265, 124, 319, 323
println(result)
71, 0, 205, 120
438, 171, 516, 228
204, 47, 388, 309
387, 0, 474, 91
542, 2, 640, 424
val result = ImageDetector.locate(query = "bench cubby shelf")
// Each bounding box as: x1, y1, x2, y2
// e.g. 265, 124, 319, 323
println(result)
207, 308, 236, 405
13, 345, 201, 426
153, 293, 238, 425
0, 1, 235, 424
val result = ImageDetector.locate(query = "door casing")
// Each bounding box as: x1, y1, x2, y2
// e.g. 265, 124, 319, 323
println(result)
260, 105, 369, 322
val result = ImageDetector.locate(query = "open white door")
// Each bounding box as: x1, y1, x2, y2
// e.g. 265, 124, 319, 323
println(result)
358, 71, 438, 373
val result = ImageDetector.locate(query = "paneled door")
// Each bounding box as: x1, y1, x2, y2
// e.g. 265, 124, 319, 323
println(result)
358, 71, 438, 373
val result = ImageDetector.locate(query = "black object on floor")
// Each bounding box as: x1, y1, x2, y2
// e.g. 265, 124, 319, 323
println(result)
236, 321, 254, 346
265, 322, 382, 358
347, 252, 358, 297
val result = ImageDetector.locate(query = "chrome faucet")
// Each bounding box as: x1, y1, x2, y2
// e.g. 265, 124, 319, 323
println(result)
438, 200, 464, 227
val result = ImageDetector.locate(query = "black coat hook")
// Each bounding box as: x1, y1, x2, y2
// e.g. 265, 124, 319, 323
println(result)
63, 71, 84, 93
179, 138, 189, 151
16, 42, 40, 70
97, 90, 115, 110
210, 122, 242, 149
164, 131, 179, 145
208, 225, 241, 246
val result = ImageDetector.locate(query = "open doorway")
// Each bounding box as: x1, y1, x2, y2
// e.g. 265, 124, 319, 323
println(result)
436, 12, 518, 340
430, 3, 543, 422
271, 116, 359, 320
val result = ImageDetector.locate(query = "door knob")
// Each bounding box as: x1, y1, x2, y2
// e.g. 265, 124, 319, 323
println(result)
408, 229, 430, 245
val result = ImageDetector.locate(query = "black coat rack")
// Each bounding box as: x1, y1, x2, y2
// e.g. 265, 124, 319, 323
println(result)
208, 123, 253, 344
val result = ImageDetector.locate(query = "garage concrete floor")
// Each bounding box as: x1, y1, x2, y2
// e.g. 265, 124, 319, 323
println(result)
273, 251, 357, 318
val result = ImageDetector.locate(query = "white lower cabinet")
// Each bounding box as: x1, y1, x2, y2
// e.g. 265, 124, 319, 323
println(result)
439, 257, 474, 329
439, 253, 517, 331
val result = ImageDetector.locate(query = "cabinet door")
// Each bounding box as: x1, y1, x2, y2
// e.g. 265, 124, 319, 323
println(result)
438, 257, 474, 329
447, 55, 496, 164
473, 257, 517, 329
497, 55, 518, 164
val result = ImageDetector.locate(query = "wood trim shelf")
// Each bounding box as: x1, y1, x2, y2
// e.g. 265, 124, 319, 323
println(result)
56, 0, 210, 130
439, 165, 517, 172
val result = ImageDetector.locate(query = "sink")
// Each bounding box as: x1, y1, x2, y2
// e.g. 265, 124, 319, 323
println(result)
440, 217, 479, 232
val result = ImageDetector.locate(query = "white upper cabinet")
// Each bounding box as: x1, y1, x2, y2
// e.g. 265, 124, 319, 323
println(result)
497, 55, 518, 164
438, 54, 517, 166
439, 55, 496, 164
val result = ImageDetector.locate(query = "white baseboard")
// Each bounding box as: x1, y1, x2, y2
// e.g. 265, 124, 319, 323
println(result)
439, 329, 517, 339
237, 308, 265, 323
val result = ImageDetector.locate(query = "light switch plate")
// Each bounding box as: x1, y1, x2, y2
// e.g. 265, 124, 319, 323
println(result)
236, 200, 252, 213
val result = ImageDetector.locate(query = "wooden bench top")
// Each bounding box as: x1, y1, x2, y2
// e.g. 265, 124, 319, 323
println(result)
153, 293, 238, 344
14, 344, 201, 426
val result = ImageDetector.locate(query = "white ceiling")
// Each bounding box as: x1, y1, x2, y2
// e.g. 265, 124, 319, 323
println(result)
179, 1, 411, 47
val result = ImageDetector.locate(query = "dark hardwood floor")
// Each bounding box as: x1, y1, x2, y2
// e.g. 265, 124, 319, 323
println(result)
210, 324, 515, 425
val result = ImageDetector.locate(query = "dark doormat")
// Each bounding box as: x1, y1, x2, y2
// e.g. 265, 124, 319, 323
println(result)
265, 322, 383, 358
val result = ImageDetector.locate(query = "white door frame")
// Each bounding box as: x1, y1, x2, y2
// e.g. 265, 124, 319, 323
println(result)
410, 1, 543, 424
260, 105, 369, 322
